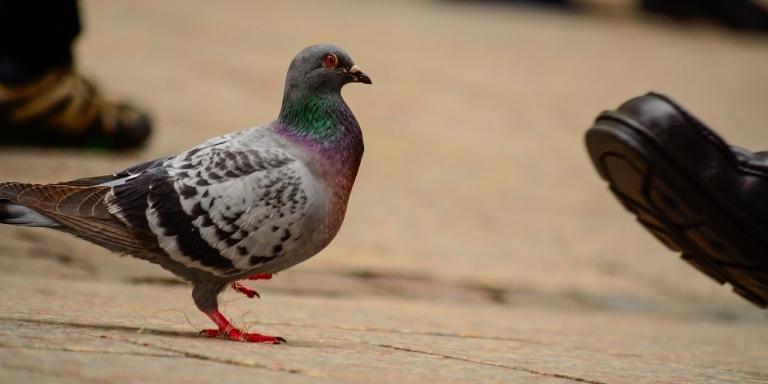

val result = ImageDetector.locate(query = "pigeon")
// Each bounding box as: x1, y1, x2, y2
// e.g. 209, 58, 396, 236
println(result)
0, 44, 371, 344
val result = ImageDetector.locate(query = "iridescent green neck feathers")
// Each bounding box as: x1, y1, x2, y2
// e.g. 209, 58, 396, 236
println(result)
279, 93, 344, 139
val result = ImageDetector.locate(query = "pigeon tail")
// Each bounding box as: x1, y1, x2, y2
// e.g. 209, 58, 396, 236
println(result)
0, 201, 59, 227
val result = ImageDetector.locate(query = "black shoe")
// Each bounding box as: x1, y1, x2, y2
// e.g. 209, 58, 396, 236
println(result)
585, 92, 768, 308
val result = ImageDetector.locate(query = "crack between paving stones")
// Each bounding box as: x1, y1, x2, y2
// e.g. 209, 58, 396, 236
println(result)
256, 320, 543, 344
0, 344, 180, 358
376, 344, 608, 384
100, 335, 323, 379
0, 316, 196, 339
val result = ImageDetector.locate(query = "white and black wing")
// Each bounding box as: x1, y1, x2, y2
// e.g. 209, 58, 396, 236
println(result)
107, 134, 313, 277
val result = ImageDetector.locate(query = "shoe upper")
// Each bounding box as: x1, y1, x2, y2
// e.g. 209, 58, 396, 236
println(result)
602, 92, 768, 230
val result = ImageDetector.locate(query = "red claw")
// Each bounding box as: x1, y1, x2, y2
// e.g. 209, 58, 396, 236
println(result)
230, 273, 274, 298
231, 281, 259, 298
200, 310, 285, 344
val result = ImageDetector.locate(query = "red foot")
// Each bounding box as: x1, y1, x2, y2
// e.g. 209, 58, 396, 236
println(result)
200, 311, 285, 344
200, 328, 285, 343
247, 273, 273, 280
231, 281, 259, 298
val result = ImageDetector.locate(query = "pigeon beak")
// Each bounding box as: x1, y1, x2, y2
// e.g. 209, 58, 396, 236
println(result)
348, 65, 372, 85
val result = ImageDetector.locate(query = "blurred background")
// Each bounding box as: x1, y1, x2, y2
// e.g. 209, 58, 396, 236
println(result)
2, 0, 768, 324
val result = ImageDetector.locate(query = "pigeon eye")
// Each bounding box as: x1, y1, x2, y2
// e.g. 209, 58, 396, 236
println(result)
322, 53, 338, 69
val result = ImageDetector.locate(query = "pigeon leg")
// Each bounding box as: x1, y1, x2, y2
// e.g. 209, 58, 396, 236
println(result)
199, 310, 285, 344
230, 281, 259, 298
247, 273, 273, 280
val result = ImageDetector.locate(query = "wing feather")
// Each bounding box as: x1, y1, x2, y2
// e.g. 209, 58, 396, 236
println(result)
0, 182, 148, 254
114, 130, 316, 275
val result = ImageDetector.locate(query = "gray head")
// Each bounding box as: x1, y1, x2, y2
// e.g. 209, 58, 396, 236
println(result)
282, 44, 371, 98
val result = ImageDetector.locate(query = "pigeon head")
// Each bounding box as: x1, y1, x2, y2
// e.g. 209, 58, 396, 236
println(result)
278, 44, 370, 139
283, 44, 371, 97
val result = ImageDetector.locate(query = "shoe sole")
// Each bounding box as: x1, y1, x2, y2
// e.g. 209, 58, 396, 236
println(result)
586, 118, 768, 308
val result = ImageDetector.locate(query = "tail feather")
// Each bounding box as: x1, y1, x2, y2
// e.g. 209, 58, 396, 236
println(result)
0, 181, 150, 254
0, 200, 59, 227
0, 181, 112, 218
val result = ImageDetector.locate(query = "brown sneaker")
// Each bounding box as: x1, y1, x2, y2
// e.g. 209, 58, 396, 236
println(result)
0, 67, 151, 150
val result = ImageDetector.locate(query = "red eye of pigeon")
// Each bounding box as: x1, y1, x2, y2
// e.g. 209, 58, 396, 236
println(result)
322, 53, 338, 69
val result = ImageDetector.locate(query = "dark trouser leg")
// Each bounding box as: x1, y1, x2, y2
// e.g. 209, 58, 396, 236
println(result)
0, 0, 81, 85
642, 0, 768, 30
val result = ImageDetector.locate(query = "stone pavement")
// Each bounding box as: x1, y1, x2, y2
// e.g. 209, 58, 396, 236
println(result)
1, 0, 767, 383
